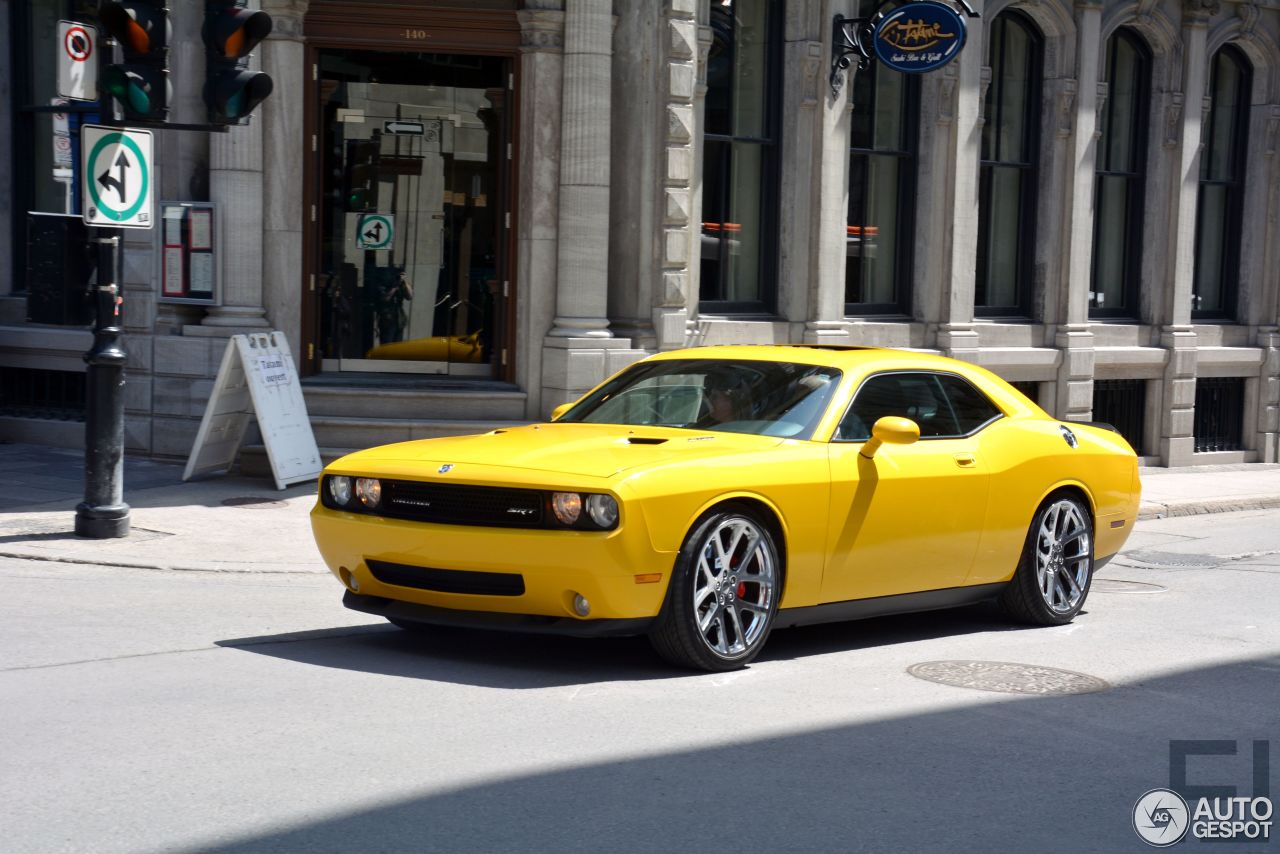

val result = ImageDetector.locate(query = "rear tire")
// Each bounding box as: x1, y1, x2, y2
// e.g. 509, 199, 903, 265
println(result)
649, 508, 780, 671
1000, 494, 1094, 625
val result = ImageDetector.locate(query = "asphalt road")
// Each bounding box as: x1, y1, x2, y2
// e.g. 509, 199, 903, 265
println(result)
3, 510, 1278, 853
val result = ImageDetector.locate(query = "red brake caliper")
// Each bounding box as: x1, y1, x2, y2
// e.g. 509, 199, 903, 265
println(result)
736, 581, 747, 598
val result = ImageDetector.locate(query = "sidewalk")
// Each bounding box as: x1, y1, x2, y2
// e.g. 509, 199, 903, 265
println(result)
1, 441, 1278, 573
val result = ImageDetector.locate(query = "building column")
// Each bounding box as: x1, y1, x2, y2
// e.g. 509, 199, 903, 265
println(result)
1158, 1, 1212, 466
548, 0, 612, 339
935, 11, 985, 362
258, 0, 308, 359
800, 34, 849, 345
203, 51, 269, 330
1054, 0, 1104, 422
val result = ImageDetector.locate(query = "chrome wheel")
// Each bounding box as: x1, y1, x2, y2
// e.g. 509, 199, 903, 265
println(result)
692, 516, 777, 658
1035, 499, 1091, 614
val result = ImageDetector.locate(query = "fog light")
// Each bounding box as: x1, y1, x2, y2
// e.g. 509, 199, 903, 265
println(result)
585, 494, 619, 528
551, 492, 582, 525
356, 477, 382, 508
572, 593, 590, 616
328, 476, 353, 506
340, 567, 359, 592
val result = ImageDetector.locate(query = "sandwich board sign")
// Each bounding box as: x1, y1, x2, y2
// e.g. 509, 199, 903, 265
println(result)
184, 332, 322, 490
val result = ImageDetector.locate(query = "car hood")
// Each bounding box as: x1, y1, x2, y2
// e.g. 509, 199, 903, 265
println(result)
329, 423, 787, 480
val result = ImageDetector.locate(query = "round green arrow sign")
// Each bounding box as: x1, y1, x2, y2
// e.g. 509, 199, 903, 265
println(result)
87, 132, 149, 222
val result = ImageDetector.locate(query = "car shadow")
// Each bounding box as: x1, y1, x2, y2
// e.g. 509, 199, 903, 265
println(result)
216, 601, 1027, 689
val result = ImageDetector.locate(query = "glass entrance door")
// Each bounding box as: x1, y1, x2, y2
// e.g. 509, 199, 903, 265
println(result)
316, 51, 510, 377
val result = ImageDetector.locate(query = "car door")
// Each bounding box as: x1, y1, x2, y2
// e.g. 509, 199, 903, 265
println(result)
822, 371, 998, 602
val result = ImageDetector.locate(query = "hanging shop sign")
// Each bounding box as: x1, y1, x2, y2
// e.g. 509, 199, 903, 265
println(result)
871, 3, 967, 74
830, 0, 979, 95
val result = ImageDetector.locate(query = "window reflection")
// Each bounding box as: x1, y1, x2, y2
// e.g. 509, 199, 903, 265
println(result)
846, 49, 918, 313
1193, 46, 1250, 319
976, 12, 1042, 316
1090, 28, 1149, 318
700, 0, 781, 310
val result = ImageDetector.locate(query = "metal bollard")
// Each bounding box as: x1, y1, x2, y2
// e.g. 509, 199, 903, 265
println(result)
75, 233, 131, 539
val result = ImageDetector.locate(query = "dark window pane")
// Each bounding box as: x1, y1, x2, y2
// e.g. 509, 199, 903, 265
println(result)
936, 374, 1002, 434
873, 69, 906, 151
700, 0, 780, 309
1092, 174, 1130, 310
1105, 36, 1141, 173
725, 142, 764, 302
1193, 182, 1229, 314
1205, 54, 1244, 181
976, 12, 1040, 314
981, 166, 1023, 308
732, 0, 770, 138
997, 21, 1033, 163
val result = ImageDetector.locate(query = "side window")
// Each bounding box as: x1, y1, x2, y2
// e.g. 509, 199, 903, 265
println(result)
935, 374, 1003, 434
837, 373, 959, 441
836, 372, 1001, 441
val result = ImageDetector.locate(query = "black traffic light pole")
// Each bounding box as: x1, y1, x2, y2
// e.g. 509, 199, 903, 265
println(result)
75, 231, 131, 539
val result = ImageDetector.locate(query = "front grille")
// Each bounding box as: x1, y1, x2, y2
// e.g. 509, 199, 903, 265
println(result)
380, 480, 545, 528
367, 559, 525, 596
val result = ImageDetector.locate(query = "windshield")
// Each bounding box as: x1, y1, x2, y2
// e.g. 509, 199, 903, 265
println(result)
558, 359, 843, 439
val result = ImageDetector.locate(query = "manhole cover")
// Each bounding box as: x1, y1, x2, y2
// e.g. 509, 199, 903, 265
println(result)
1092, 579, 1167, 594
220, 496, 287, 509
1122, 550, 1223, 568
907, 661, 1110, 695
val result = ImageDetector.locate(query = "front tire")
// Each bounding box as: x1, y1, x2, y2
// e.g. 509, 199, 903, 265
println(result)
1000, 494, 1094, 625
649, 508, 781, 671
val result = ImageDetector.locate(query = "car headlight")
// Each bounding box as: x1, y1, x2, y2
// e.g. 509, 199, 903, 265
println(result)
355, 477, 382, 508
551, 492, 582, 525
585, 494, 618, 529
328, 476, 353, 507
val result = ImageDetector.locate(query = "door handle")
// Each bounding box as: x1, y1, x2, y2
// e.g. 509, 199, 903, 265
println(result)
953, 454, 977, 467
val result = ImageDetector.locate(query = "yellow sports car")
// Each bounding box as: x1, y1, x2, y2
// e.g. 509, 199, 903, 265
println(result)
311, 346, 1141, 671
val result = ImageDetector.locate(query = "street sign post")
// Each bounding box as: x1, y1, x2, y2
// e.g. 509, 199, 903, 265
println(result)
356, 213, 394, 250
81, 125, 154, 229
57, 20, 98, 101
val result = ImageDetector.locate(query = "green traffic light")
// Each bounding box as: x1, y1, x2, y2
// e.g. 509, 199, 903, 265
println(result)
101, 67, 152, 116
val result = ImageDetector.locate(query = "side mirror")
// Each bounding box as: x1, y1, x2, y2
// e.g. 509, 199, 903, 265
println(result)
549, 401, 575, 422
860, 416, 920, 459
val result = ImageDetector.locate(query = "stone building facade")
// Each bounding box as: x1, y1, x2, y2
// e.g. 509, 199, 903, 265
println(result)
1, 0, 1278, 467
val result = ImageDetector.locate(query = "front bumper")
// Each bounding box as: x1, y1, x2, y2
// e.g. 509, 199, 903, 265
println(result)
311, 505, 676, 622
344, 591, 654, 637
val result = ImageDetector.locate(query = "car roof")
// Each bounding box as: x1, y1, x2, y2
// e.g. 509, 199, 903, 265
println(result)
642, 345, 1045, 418
644, 344, 945, 370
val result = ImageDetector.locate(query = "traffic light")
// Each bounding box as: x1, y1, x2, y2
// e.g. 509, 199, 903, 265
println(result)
98, 1, 171, 122
203, 1, 274, 126
345, 141, 379, 211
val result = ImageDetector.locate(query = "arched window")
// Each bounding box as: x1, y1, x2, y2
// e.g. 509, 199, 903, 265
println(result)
1193, 45, 1251, 319
846, 26, 920, 315
1091, 28, 1150, 319
976, 11, 1042, 317
700, 0, 783, 312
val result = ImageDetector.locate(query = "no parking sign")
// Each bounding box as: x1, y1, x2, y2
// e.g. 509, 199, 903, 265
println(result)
57, 20, 97, 101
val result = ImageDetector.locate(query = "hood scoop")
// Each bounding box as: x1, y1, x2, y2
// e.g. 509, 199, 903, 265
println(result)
625, 436, 668, 445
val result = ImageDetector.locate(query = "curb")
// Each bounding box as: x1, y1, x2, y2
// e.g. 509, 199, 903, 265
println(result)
0, 548, 326, 575
1137, 494, 1280, 521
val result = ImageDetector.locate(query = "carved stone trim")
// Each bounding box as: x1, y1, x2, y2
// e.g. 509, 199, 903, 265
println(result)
518, 9, 565, 51
1266, 106, 1280, 157
1182, 0, 1220, 25
1237, 2, 1260, 39
1094, 81, 1109, 140
801, 41, 822, 108
976, 65, 992, 129
937, 65, 959, 126
1164, 91, 1184, 148
1057, 78, 1078, 138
